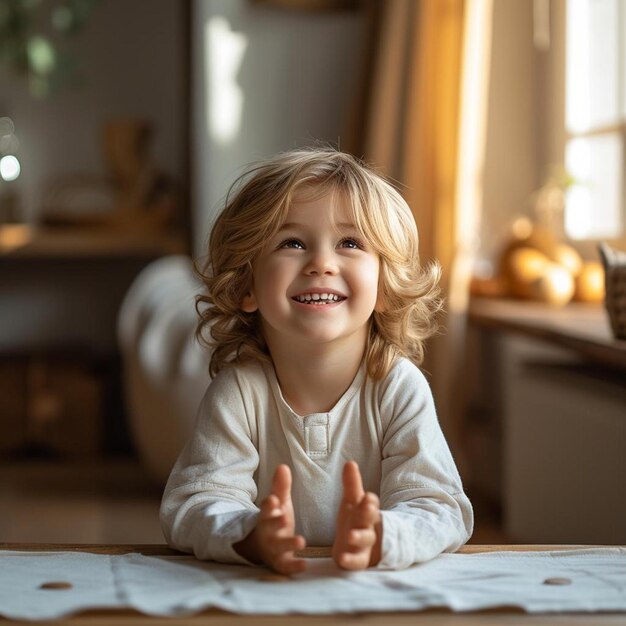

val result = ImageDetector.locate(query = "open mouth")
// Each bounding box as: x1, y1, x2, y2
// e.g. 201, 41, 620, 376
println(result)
292, 293, 346, 305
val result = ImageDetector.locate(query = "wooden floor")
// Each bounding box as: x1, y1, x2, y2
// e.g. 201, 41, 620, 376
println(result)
0, 458, 508, 545
0, 458, 164, 544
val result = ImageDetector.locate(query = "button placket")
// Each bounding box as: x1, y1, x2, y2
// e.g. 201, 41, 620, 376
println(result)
304, 414, 330, 457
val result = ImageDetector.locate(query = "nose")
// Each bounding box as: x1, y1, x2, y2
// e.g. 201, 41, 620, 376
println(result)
304, 248, 338, 276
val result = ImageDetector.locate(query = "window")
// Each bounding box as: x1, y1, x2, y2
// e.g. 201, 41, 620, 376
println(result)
564, 0, 625, 240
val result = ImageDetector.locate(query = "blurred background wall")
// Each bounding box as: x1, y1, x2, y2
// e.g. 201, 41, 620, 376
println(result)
191, 0, 367, 253
1, 0, 186, 223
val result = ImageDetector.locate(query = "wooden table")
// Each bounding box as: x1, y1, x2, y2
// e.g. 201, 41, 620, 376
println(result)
1, 543, 625, 625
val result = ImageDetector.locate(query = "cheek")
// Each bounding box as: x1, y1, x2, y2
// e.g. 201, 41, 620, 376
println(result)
357, 259, 380, 306
373, 264, 387, 313
263, 256, 287, 274
365, 266, 379, 288
252, 258, 294, 308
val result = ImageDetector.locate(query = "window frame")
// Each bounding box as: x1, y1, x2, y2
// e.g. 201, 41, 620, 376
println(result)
562, 0, 626, 246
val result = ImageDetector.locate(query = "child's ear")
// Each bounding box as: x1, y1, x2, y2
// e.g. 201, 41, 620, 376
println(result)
241, 292, 258, 313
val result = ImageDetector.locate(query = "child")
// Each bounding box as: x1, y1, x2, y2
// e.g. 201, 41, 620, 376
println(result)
160, 148, 473, 573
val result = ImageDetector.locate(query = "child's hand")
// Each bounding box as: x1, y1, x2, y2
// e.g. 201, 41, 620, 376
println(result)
235, 464, 307, 575
332, 461, 382, 570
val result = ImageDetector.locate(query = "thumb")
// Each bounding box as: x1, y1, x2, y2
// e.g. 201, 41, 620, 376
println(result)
342, 461, 364, 506
271, 464, 292, 505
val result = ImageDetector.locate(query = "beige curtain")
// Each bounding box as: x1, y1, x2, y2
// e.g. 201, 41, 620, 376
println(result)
357, 0, 493, 474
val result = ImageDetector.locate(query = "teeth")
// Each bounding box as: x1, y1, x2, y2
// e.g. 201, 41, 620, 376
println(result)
294, 293, 343, 304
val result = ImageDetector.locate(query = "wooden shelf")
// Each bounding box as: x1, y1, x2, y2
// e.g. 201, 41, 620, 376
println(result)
0, 224, 187, 260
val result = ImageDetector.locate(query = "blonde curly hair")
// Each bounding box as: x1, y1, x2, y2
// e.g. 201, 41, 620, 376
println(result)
196, 147, 442, 380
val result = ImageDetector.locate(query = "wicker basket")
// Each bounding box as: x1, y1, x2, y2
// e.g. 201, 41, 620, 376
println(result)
598, 242, 626, 340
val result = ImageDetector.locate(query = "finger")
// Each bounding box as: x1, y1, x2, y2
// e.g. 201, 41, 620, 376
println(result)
336, 550, 369, 571
271, 534, 306, 555
258, 513, 290, 537
342, 461, 364, 506
259, 495, 283, 520
271, 464, 292, 505
273, 552, 308, 575
347, 528, 376, 549
353, 492, 381, 526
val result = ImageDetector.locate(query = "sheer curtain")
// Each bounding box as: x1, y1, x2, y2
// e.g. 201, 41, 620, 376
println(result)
357, 0, 493, 472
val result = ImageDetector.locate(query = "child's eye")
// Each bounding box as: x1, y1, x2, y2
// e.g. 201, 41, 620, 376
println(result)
338, 237, 364, 250
278, 238, 304, 249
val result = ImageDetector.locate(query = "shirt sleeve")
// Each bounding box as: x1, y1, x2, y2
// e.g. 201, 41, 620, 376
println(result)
159, 367, 260, 565
376, 360, 474, 569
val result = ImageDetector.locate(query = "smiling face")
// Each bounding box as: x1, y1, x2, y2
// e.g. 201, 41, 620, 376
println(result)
242, 189, 380, 357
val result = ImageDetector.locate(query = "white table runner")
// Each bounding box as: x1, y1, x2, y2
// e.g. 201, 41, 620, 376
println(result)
1, 548, 625, 620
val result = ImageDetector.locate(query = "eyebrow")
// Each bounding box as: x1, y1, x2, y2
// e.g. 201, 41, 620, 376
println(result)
277, 222, 357, 232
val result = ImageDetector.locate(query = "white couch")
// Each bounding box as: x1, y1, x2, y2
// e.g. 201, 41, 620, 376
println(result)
117, 256, 210, 484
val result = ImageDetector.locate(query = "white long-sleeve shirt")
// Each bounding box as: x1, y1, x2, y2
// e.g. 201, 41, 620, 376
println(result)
160, 357, 473, 569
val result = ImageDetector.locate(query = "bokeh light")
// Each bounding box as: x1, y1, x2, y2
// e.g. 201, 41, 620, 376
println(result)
0, 155, 21, 182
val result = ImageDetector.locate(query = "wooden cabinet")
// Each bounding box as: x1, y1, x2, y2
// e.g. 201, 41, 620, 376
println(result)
0, 354, 103, 458
467, 298, 626, 544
